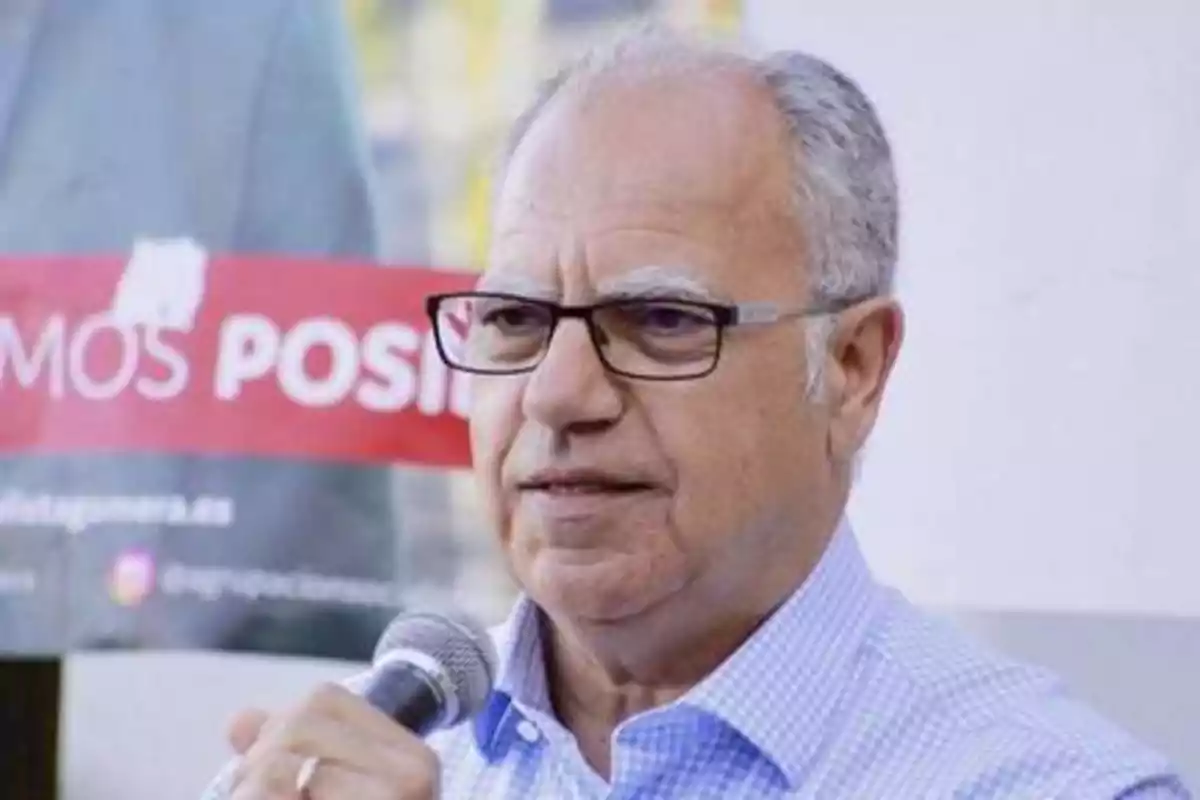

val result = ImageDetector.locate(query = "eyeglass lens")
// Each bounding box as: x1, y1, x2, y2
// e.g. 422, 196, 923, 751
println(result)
433, 294, 722, 378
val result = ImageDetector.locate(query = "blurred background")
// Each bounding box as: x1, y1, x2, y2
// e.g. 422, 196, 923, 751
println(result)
0, 0, 1195, 796
345, 0, 739, 268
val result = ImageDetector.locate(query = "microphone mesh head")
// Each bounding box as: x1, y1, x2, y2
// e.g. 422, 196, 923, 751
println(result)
372, 612, 498, 725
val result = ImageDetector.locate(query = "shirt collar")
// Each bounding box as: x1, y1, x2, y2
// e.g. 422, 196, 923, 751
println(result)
472, 593, 547, 758
473, 519, 883, 787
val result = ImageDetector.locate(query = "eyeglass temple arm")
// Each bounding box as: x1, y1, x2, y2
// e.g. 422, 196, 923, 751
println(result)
731, 295, 876, 326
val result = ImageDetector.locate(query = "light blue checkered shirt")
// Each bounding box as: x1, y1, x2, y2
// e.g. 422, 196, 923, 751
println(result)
203, 523, 1191, 799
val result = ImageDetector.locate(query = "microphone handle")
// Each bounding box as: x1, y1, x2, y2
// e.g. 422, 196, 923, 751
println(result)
362, 660, 445, 736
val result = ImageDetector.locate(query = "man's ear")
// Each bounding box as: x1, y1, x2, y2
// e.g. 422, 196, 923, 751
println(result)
822, 298, 904, 463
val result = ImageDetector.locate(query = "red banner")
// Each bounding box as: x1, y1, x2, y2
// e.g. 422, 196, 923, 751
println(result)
0, 251, 476, 468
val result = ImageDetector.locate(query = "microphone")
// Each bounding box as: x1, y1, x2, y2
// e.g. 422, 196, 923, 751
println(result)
201, 612, 498, 800
360, 611, 499, 736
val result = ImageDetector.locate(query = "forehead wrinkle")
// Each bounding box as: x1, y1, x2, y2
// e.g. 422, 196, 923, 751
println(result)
492, 192, 569, 233
475, 265, 725, 305
493, 188, 739, 241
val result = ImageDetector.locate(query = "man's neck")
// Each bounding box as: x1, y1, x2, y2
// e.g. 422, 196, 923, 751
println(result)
541, 597, 782, 779
537, 508, 847, 779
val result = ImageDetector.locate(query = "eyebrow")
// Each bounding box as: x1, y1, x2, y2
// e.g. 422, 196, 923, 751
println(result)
475, 265, 724, 304
595, 266, 723, 303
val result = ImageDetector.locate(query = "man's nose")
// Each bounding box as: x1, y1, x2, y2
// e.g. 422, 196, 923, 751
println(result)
521, 318, 623, 433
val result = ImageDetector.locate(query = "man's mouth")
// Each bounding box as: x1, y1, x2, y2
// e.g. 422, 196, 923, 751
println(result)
524, 481, 652, 495
518, 472, 657, 495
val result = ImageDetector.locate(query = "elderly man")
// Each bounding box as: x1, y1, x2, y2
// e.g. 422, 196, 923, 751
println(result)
210, 29, 1189, 800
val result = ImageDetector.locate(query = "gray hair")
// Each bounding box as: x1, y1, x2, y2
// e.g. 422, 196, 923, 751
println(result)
497, 27, 899, 396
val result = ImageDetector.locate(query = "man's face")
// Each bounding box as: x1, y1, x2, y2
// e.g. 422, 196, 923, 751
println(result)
470, 71, 843, 628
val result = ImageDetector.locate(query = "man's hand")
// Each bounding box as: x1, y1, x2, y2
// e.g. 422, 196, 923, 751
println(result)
227, 683, 439, 799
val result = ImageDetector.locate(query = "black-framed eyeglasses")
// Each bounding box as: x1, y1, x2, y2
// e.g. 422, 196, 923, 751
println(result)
424, 291, 872, 381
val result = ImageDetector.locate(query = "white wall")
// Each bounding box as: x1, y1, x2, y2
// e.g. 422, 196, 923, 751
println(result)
746, 0, 1200, 617
746, 0, 1199, 781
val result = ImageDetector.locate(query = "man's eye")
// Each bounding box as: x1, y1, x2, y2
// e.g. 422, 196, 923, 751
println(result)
624, 302, 714, 335
478, 303, 547, 333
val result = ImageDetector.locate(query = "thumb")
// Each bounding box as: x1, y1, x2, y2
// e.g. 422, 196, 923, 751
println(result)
227, 708, 271, 755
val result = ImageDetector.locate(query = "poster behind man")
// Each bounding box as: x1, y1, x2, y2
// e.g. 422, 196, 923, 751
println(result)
0, 250, 486, 659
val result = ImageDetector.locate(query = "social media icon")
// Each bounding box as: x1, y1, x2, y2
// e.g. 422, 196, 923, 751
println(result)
109, 549, 156, 607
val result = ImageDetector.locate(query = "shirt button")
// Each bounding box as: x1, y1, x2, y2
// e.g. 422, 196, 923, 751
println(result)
515, 719, 541, 744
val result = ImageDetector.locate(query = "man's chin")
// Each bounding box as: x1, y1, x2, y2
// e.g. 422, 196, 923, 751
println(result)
529, 550, 686, 626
